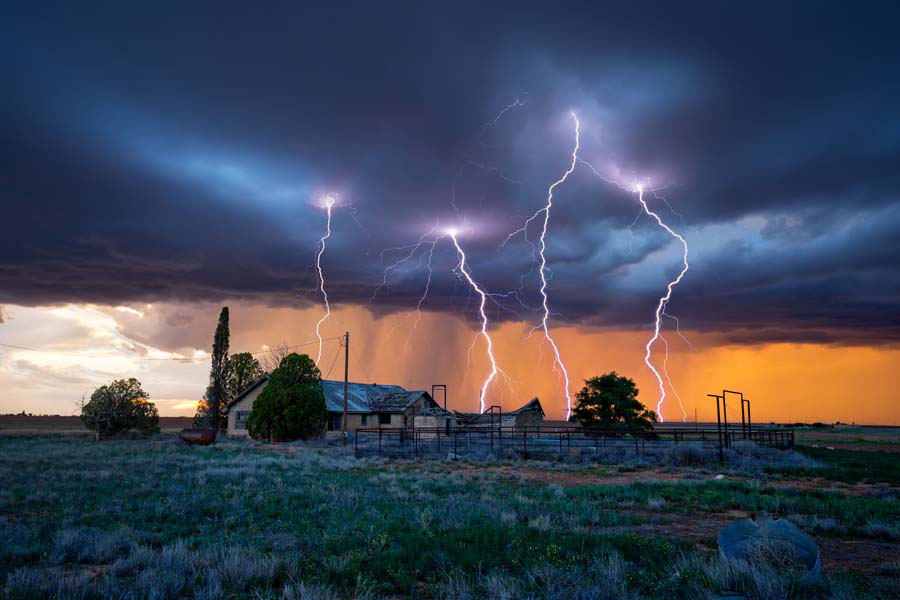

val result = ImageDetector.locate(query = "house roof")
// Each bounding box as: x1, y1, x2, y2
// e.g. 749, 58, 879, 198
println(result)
226, 374, 270, 408
454, 397, 544, 423
508, 397, 544, 416
369, 391, 429, 412
415, 406, 450, 417
321, 380, 417, 413
228, 377, 430, 414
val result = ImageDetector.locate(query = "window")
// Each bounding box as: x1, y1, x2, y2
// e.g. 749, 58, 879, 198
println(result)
235, 411, 250, 430
361, 414, 368, 426
378, 413, 392, 426
327, 413, 342, 432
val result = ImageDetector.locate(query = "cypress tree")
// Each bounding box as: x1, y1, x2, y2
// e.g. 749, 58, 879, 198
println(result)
195, 306, 230, 431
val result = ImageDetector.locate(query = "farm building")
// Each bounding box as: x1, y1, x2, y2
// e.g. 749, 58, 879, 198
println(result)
225, 376, 441, 437
455, 397, 545, 429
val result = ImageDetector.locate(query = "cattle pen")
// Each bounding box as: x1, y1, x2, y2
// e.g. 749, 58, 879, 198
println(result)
353, 426, 795, 460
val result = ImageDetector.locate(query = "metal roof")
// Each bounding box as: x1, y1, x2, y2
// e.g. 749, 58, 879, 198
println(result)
321, 380, 415, 413
228, 377, 429, 414
454, 398, 544, 424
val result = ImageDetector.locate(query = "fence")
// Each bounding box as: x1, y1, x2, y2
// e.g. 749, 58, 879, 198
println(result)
354, 426, 794, 459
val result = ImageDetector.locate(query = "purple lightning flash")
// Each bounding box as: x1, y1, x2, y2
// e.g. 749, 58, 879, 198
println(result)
314, 195, 335, 365
635, 183, 689, 422
448, 228, 505, 412
503, 112, 580, 419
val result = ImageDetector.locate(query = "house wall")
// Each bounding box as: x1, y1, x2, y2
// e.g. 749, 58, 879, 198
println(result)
229, 386, 434, 436
331, 413, 379, 431
414, 414, 456, 430
513, 411, 544, 428
403, 395, 439, 425
325, 411, 402, 433
226, 385, 266, 438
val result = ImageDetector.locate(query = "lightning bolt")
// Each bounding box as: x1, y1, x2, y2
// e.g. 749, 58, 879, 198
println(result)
370, 224, 441, 303
448, 229, 505, 413
371, 222, 522, 409
659, 333, 687, 422
314, 195, 335, 365
478, 95, 526, 147
577, 155, 691, 423
635, 184, 689, 422
503, 112, 580, 420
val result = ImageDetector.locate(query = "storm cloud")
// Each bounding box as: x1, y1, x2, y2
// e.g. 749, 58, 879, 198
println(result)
2, 1, 899, 344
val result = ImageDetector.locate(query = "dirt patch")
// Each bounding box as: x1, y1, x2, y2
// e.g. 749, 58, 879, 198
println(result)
480, 464, 895, 497
807, 443, 900, 453
509, 466, 690, 486
614, 509, 896, 575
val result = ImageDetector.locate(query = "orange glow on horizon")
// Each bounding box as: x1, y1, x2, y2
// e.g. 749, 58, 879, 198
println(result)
2, 302, 898, 425
224, 305, 900, 425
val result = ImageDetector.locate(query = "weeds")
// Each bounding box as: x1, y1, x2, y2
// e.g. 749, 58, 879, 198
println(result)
0, 435, 896, 599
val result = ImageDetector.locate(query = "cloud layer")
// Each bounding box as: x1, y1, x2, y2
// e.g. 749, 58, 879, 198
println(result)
1, 3, 899, 345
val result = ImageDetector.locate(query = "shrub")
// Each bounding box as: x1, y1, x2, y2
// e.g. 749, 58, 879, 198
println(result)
80, 378, 159, 439
666, 444, 709, 467
248, 353, 327, 441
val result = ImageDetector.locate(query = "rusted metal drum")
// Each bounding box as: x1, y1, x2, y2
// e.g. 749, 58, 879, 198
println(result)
179, 428, 217, 445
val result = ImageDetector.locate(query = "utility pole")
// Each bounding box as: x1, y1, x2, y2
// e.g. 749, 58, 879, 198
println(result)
342, 331, 350, 446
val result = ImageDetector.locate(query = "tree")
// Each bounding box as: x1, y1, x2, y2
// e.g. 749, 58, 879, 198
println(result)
260, 342, 291, 373
248, 353, 327, 441
571, 371, 657, 433
225, 352, 264, 400
81, 378, 159, 440
194, 307, 230, 431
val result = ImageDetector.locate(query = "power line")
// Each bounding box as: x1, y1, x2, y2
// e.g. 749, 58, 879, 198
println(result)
0, 336, 344, 362
137, 336, 343, 361
349, 342, 372, 383
0, 343, 40, 352
323, 339, 344, 379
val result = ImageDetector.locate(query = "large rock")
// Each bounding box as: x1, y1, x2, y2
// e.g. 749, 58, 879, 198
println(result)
718, 515, 821, 578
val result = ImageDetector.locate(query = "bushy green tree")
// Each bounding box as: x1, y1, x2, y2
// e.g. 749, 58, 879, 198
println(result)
224, 352, 264, 399
194, 307, 230, 430
571, 371, 657, 432
248, 353, 327, 441
81, 378, 159, 440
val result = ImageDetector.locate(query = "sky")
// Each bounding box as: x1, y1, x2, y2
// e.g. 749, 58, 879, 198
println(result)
1, 2, 899, 423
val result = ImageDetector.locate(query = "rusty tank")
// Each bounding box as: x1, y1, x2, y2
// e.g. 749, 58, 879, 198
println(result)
179, 428, 217, 445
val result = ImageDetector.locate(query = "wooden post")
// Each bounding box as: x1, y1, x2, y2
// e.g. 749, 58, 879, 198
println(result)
342, 331, 350, 446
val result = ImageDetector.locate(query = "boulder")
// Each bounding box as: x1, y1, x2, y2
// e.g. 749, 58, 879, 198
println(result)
718, 514, 821, 579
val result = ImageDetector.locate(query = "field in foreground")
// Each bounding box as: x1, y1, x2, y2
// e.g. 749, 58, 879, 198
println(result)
1, 432, 898, 599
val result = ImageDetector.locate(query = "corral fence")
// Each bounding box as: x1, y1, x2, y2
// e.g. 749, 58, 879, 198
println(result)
354, 426, 794, 460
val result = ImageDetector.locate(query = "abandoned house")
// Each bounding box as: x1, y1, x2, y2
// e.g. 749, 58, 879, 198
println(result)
225, 375, 442, 437
454, 397, 545, 429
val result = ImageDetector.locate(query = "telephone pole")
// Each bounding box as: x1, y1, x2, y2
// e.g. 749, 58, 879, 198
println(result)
342, 331, 350, 446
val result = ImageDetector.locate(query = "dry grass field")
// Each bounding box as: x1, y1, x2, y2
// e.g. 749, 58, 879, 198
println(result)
0, 415, 193, 436
1, 422, 898, 599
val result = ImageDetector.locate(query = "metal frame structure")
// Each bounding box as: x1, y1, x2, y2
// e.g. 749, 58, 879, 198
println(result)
707, 393, 725, 460
431, 384, 447, 410
354, 425, 794, 459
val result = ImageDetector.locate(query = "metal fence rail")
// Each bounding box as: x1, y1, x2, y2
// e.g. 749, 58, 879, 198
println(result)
354, 426, 794, 459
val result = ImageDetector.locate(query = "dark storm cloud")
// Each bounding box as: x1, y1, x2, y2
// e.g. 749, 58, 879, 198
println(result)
2, 1, 900, 344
